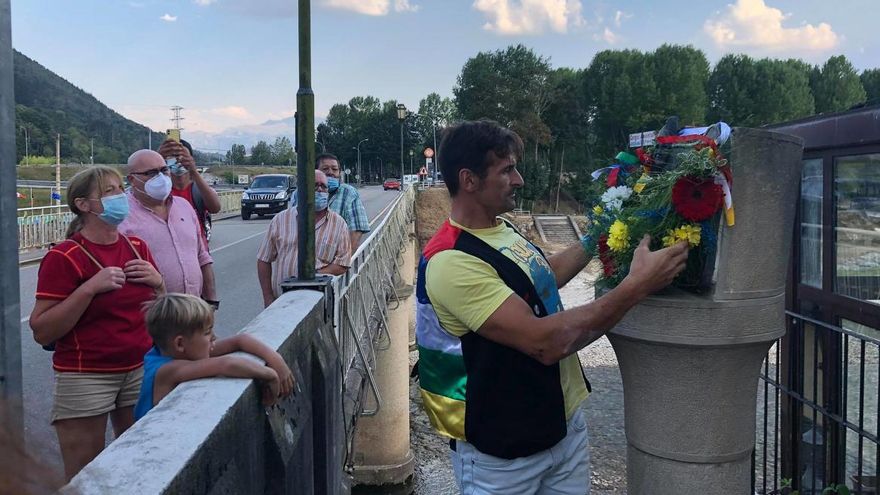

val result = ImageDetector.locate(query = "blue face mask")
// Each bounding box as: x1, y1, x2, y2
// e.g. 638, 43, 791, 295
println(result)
315, 191, 329, 211
94, 193, 129, 225
327, 177, 340, 193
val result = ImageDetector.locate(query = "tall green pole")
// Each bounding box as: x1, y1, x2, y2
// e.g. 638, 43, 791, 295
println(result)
0, 0, 24, 437
296, 0, 315, 280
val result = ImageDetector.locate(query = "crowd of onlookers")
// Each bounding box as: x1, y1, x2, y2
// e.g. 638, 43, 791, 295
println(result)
29, 141, 369, 480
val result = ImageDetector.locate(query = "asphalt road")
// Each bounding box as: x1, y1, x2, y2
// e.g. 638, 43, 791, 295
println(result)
17, 185, 400, 470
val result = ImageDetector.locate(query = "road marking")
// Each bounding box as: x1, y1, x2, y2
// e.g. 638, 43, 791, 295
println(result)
369, 199, 397, 226
210, 230, 268, 253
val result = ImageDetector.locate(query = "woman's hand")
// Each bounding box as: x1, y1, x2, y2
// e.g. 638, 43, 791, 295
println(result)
83, 266, 126, 295
265, 353, 295, 398
124, 259, 164, 291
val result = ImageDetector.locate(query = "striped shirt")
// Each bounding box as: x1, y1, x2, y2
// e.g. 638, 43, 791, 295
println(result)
256, 208, 351, 297
329, 183, 370, 233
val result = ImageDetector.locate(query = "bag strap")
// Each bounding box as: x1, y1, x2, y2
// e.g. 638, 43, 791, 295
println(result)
68, 234, 143, 271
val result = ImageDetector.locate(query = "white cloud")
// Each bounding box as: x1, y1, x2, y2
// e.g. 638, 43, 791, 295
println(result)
322, 0, 419, 16
160, 13, 178, 22
592, 27, 618, 44
194, 0, 217, 5
473, 0, 584, 35
704, 0, 839, 52
211, 106, 253, 120
614, 10, 631, 27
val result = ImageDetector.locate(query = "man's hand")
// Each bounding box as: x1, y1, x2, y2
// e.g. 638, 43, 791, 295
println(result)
624, 235, 689, 297
157, 139, 196, 173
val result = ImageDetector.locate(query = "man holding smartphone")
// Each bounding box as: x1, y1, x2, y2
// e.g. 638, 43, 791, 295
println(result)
158, 137, 221, 243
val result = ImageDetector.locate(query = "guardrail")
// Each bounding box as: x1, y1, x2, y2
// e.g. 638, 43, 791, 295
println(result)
17, 190, 243, 252
331, 186, 415, 470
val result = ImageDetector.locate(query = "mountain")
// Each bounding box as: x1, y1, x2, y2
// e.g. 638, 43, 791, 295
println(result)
13, 50, 163, 164
185, 116, 296, 152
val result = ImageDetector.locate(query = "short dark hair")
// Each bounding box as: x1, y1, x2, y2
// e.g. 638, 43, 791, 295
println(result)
180, 139, 194, 156
315, 153, 339, 168
438, 120, 524, 196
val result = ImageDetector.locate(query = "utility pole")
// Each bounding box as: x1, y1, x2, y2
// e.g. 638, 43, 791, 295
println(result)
170, 105, 185, 131
295, 0, 316, 280
20, 125, 28, 166
148, 128, 152, 150
0, 0, 24, 440
55, 133, 61, 206
90, 138, 94, 165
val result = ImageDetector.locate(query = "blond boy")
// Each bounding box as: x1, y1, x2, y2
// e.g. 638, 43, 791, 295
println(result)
134, 293, 294, 420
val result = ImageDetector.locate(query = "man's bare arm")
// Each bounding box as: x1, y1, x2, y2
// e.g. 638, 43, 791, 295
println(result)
478, 237, 689, 365
547, 242, 591, 289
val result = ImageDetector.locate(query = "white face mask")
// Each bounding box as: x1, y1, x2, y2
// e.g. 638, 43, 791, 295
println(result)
144, 172, 172, 201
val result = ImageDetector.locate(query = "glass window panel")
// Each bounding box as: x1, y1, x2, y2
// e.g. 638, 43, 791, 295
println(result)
834, 154, 880, 305
801, 158, 823, 288
841, 319, 879, 491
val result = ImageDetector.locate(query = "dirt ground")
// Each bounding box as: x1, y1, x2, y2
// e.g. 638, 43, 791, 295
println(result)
409, 188, 627, 494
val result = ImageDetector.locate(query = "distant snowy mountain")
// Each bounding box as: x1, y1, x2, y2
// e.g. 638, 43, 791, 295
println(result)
185, 116, 296, 152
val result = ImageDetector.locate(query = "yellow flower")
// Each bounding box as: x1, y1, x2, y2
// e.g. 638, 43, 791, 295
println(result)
593, 205, 603, 215
662, 224, 701, 248
607, 220, 630, 252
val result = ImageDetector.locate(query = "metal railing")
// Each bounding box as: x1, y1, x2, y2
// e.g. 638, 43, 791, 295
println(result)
754, 313, 879, 494
330, 186, 415, 468
16, 190, 243, 252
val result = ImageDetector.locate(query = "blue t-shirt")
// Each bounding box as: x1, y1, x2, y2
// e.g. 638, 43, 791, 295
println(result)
134, 346, 174, 421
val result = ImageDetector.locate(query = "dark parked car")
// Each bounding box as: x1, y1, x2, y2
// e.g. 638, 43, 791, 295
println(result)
383, 178, 401, 191
241, 174, 295, 220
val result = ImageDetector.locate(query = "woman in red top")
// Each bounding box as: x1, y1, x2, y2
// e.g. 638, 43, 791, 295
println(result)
30, 166, 164, 480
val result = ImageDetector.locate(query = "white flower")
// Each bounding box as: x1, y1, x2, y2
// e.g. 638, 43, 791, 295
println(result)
600, 186, 633, 211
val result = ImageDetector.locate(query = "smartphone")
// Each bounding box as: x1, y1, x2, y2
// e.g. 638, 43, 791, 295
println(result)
167, 128, 181, 143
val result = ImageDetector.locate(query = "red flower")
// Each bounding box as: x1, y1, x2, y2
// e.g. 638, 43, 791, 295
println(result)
598, 234, 615, 277
672, 176, 723, 222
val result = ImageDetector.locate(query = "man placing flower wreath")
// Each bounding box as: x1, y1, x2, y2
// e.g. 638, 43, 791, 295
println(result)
416, 120, 689, 494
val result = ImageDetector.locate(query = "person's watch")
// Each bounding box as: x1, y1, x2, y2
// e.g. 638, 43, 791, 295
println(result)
203, 299, 221, 310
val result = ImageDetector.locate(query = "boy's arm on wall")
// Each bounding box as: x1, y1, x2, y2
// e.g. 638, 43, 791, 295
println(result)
155, 355, 277, 396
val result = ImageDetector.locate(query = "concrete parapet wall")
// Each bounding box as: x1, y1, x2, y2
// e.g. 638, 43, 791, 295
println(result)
65, 289, 346, 495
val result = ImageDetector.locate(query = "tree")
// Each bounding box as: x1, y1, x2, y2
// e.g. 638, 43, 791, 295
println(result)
651, 44, 710, 126
811, 55, 866, 113
707, 55, 813, 126
271, 136, 295, 166
249, 141, 272, 165
860, 69, 880, 103
226, 144, 246, 165
414, 92, 457, 151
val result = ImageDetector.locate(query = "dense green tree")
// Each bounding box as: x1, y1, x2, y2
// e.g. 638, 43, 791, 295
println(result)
249, 140, 272, 165
811, 55, 866, 113
707, 54, 813, 126
651, 44, 710, 126
226, 144, 246, 165
271, 136, 295, 166
861, 69, 880, 103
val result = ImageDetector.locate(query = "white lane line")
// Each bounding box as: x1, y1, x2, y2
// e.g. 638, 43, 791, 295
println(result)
210, 230, 268, 254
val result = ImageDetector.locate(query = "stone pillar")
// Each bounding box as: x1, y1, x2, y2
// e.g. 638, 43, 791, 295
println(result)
608, 128, 804, 494
351, 241, 415, 489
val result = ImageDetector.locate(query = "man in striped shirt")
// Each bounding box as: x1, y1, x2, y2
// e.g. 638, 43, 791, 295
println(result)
256, 170, 351, 307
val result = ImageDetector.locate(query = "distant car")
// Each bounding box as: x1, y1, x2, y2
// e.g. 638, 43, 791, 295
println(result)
383, 178, 401, 191
241, 174, 295, 220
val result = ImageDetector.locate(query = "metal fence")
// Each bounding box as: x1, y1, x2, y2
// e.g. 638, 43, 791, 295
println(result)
17, 190, 243, 251
754, 313, 879, 494
330, 186, 415, 470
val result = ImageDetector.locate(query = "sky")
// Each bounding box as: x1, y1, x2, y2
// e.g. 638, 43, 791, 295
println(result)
10, 0, 879, 149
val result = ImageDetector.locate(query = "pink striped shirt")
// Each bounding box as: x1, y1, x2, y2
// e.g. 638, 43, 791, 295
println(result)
119, 192, 213, 295
256, 208, 351, 297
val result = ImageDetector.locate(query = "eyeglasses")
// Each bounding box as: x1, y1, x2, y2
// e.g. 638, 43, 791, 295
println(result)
131, 166, 170, 178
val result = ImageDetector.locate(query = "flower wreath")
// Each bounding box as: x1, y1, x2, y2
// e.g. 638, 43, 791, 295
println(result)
584, 121, 735, 293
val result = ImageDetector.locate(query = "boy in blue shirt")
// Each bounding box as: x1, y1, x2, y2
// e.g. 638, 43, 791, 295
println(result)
135, 293, 294, 420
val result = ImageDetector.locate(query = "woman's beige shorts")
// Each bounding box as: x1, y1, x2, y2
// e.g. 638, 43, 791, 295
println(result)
52, 367, 144, 423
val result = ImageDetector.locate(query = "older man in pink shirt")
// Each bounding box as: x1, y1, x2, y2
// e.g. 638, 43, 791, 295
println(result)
119, 150, 218, 306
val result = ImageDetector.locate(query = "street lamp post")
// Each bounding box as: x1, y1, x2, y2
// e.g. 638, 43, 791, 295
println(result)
397, 103, 406, 182
20, 126, 28, 166
355, 138, 368, 186
409, 149, 414, 175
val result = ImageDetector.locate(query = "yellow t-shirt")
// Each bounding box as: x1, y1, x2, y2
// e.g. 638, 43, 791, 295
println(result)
425, 218, 589, 420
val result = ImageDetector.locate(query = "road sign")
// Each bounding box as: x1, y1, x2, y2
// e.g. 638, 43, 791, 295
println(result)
237, 175, 250, 185
418, 167, 428, 177
424, 147, 434, 158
